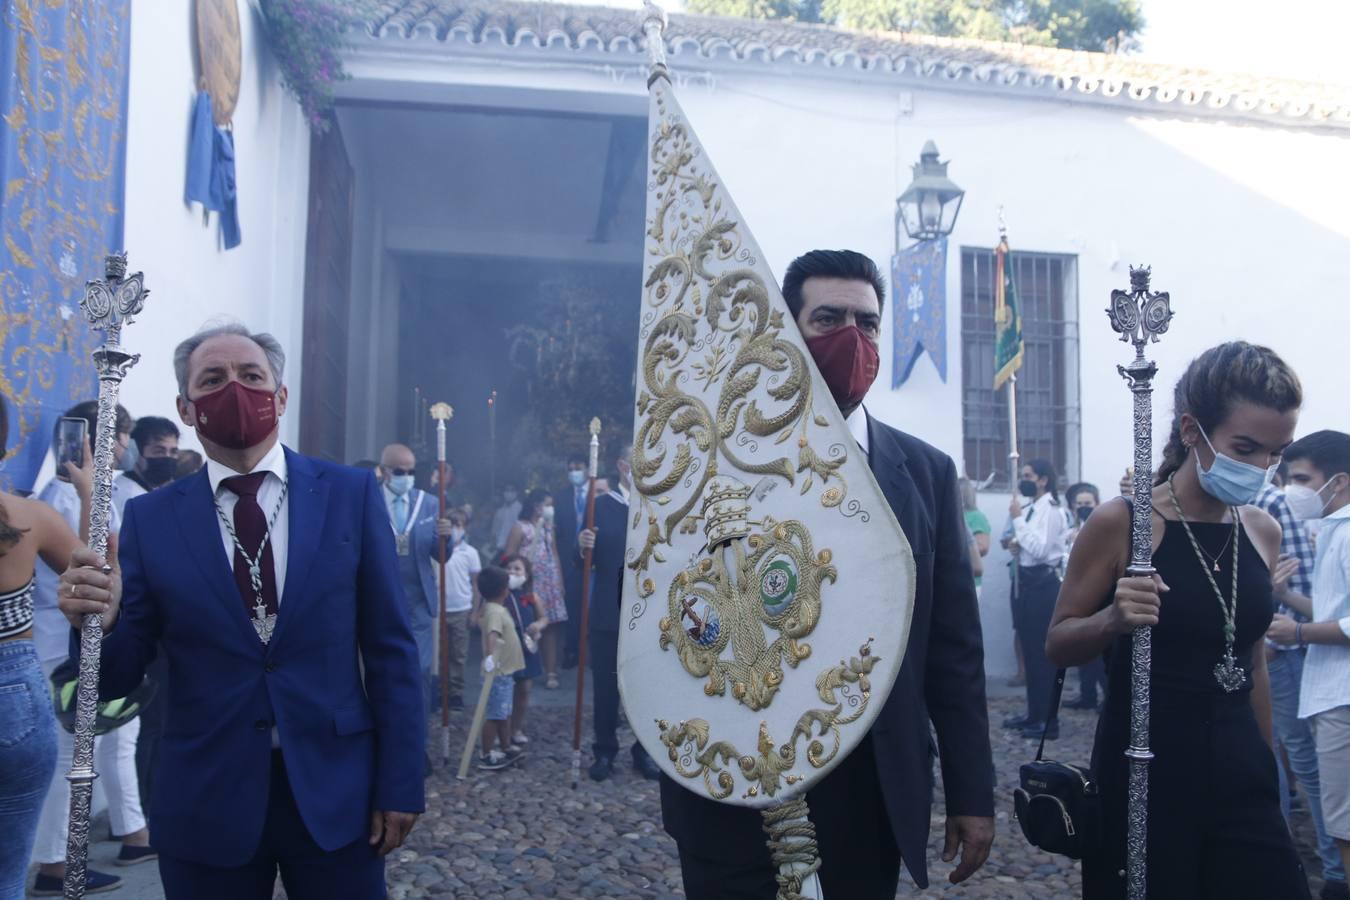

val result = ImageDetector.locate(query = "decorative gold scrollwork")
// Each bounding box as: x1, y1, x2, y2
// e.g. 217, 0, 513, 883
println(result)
657, 641, 880, 800
628, 97, 868, 614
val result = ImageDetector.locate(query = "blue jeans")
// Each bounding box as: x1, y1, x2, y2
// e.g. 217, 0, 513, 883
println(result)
0, 640, 58, 899
1269, 647, 1346, 884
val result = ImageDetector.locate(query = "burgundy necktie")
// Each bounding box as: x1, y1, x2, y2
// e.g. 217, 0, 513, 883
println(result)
221, 472, 279, 627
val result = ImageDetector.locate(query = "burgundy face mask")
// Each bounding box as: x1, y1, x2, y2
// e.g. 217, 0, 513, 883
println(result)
191, 381, 278, 450
805, 325, 880, 411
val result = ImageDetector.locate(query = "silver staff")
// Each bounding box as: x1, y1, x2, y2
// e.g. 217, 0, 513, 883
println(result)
64, 253, 148, 898
1105, 265, 1173, 900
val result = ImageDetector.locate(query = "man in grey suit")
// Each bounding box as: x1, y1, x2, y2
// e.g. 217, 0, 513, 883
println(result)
378, 443, 451, 715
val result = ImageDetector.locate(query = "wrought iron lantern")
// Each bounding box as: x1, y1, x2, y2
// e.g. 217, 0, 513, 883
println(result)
896, 140, 965, 243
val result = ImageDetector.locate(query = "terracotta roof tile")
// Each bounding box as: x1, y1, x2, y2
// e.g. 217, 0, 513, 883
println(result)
356, 0, 1350, 129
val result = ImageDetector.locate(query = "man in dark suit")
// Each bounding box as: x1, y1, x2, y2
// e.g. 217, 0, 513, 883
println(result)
60, 323, 425, 899
554, 454, 588, 668
660, 250, 995, 897
578, 444, 662, 782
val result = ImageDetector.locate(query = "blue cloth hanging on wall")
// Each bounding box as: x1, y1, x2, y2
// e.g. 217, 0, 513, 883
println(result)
185, 90, 241, 250
0, 1, 132, 492
891, 237, 949, 387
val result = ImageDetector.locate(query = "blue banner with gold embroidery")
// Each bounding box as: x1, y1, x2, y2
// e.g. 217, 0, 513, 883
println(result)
891, 237, 947, 387
0, 1, 131, 491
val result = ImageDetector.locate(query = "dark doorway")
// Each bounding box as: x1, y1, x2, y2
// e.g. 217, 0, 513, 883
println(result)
299, 122, 355, 462
395, 254, 641, 511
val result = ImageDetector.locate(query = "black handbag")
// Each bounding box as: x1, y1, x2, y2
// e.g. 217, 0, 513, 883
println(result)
1013, 668, 1101, 859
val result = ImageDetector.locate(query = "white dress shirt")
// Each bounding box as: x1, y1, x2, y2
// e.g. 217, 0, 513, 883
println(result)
111, 472, 147, 520
1299, 503, 1350, 720
846, 405, 870, 456
205, 441, 290, 604
1011, 491, 1070, 568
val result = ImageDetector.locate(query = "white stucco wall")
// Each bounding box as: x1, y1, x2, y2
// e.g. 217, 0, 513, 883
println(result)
671, 72, 1350, 674
117, 2, 310, 450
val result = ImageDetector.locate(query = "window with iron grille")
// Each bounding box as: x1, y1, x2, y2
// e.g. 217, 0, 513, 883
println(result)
961, 248, 1080, 490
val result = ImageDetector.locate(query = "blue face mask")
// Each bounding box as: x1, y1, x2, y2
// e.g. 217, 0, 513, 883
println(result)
387, 474, 414, 496
1195, 425, 1275, 506
568, 469, 586, 488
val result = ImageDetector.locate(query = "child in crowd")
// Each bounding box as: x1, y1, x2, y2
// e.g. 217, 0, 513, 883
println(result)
502, 555, 546, 751
477, 565, 524, 771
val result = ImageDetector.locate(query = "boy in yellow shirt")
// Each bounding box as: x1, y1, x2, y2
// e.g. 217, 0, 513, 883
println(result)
477, 566, 524, 771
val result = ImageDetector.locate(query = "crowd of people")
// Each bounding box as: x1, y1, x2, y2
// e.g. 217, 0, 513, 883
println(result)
0, 250, 1345, 899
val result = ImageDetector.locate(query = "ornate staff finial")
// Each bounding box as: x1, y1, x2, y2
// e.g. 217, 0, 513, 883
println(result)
430, 402, 453, 422
590, 417, 602, 436
640, 1, 669, 85
82, 252, 148, 346
1107, 263, 1173, 357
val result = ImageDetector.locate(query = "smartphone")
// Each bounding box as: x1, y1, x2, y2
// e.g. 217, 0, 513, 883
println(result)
55, 417, 87, 480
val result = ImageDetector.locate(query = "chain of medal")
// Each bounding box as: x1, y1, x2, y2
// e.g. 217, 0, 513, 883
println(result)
215, 479, 291, 645
1168, 477, 1245, 692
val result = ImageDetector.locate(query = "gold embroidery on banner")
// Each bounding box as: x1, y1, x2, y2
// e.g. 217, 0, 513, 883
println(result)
657, 641, 879, 800
627, 82, 867, 617
658, 519, 835, 711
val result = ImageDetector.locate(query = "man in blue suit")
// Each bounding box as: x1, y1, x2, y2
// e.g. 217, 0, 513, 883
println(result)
60, 323, 425, 899
377, 441, 450, 716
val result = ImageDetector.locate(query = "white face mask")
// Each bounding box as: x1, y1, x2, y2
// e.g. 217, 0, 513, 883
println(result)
449, 526, 466, 543
508, 573, 526, 590
1285, 476, 1345, 521
541, 505, 555, 523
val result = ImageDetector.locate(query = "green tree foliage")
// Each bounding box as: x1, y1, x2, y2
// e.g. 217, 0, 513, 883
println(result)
686, 0, 1143, 52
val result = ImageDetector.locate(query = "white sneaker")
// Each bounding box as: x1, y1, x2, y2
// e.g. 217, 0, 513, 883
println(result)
477, 750, 509, 771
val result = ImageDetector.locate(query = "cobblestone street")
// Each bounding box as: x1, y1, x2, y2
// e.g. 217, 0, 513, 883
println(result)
78, 678, 1331, 899
389, 683, 1330, 899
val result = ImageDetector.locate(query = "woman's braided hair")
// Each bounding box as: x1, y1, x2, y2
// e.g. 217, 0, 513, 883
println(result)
1155, 342, 1302, 486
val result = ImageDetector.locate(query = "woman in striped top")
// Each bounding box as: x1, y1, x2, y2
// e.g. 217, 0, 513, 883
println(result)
0, 394, 91, 898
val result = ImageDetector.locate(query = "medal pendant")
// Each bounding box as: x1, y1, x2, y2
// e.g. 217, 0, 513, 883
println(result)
396, 533, 410, 556
1213, 650, 1245, 693
252, 610, 277, 644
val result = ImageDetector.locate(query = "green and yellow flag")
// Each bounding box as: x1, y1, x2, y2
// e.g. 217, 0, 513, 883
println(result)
993, 237, 1023, 390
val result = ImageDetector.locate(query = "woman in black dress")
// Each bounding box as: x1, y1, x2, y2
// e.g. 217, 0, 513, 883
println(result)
1048, 341, 1310, 899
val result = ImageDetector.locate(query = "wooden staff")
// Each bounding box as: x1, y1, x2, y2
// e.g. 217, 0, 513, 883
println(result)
570, 418, 601, 789
457, 671, 496, 779
430, 402, 454, 768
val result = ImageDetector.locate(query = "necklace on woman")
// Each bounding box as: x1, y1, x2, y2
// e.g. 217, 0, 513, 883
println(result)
1166, 476, 1245, 692
1195, 527, 1235, 573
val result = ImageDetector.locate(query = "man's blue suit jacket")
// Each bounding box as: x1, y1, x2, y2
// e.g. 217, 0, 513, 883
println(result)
78, 449, 426, 867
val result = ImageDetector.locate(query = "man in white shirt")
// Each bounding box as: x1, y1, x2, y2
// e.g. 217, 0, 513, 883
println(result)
1269, 430, 1350, 889
111, 416, 180, 519
1004, 459, 1071, 741
490, 485, 521, 554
